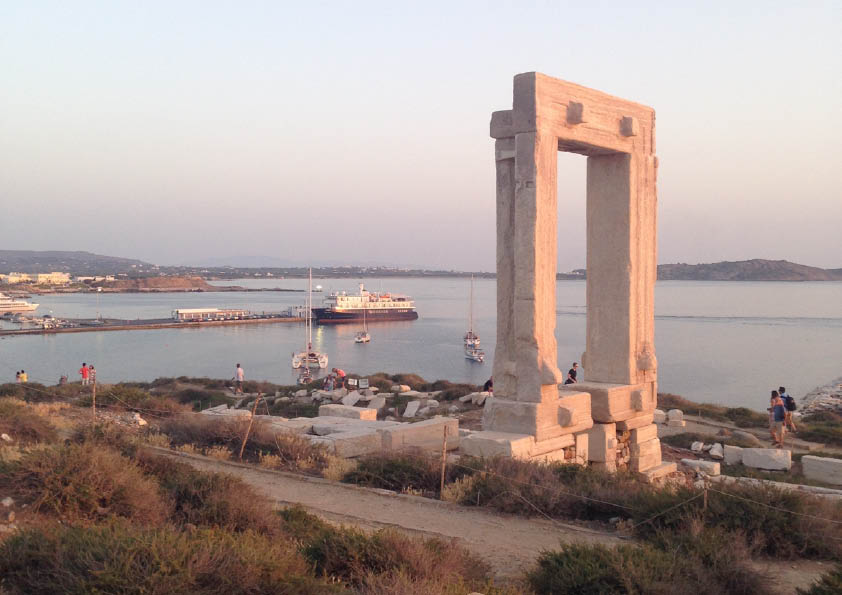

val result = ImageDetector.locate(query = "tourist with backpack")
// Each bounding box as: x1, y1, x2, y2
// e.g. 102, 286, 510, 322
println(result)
780, 386, 797, 432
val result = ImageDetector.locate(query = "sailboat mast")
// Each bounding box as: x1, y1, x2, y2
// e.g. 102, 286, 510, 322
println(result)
307, 268, 312, 350
469, 274, 474, 333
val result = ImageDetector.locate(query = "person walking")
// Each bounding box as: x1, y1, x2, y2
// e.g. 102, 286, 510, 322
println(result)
780, 386, 797, 432
564, 362, 579, 385
235, 363, 245, 394
79, 363, 89, 386
770, 390, 787, 448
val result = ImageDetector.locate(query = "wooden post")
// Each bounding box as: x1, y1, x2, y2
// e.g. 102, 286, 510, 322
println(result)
703, 484, 708, 514
439, 426, 448, 498
92, 377, 97, 422
238, 394, 262, 461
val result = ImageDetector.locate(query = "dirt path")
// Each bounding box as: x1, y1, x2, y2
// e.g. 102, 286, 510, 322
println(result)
153, 449, 830, 592
152, 448, 620, 578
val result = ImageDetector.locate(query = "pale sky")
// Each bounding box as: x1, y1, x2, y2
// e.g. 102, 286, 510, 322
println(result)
1, 1, 840, 271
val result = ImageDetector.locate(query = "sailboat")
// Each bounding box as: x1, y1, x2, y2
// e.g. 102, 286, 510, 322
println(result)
464, 275, 485, 363
354, 306, 370, 343
291, 269, 329, 369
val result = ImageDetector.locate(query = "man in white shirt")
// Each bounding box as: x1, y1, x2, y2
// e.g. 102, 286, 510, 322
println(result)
235, 363, 245, 394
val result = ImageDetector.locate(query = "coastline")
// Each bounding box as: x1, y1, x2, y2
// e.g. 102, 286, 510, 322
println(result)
800, 376, 842, 415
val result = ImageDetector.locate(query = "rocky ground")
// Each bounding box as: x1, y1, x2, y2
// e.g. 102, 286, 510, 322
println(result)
800, 376, 842, 416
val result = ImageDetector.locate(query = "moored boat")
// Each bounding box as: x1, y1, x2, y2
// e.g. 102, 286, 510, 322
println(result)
0, 292, 39, 314
313, 284, 417, 324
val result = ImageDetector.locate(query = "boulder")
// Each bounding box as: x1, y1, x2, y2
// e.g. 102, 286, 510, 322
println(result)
341, 391, 361, 407
402, 401, 421, 418
724, 445, 743, 465
425, 399, 440, 409
1, 433, 13, 442
653, 409, 666, 424
690, 441, 704, 453
709, 443, 724, 460
369, 396, 387, 410
391, 385, 411, 393
801, 456, 842, 486
458, 394, 473, 403
294, 389, 308, 397
417, 407, 432, 417
732, 430, 763, 446
680, 459, 720, 476
742, 448, 791, 471
379, 417, 459, 452
667, 409, 683, 422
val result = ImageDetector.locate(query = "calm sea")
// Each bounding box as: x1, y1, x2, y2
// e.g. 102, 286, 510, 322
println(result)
3, 278, 841, 412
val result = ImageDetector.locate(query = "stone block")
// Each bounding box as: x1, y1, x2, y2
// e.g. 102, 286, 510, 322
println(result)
460, 431, 535, 458
588, 423, 617, 463
724, 445, 743, 465
653, 409, 666, 424
742, 448, 792, 471
802, 456, 842, 486
318, 404, 377, 421
425, 399, 440, 409
369, 396, 386, 410
341, 391, 361, 406
709, 443, 724, 460
529, 434, 575, 457
402, 401, 421, 417
562, 382, 653, 423
378, 417, 459, 452
630, 438, 660, 459
323, 429, 381, 458
638, 461, 677, 482
617, 414, 654, 431
556, 390, 592, 427
667, 409, 683, 422
630, 450, 662, 472
681, 459, 720, 476
691, 441, 704, 453
630, 424, 658, 444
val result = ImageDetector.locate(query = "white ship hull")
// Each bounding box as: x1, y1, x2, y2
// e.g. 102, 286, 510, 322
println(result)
0, 302, 39, 313
292, 351, 329, 369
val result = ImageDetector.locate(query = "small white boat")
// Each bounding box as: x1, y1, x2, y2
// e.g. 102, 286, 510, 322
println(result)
291, 268, 329, 369
465, 347, 485, 363
463, 275, 480, 349
354, 308, 370, 343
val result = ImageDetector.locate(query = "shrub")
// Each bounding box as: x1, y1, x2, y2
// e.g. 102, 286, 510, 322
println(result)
5, 442, 166, 524
279, 507, 490, 589
160, 414, 249, 451
138, 452, 279, 533
798, 565, 842, 595
343, 451, 471, 497
0, 523, 332, 594
270, 400, 320, 418
274, 433, 332, 472
173, 387, 232, 410
0, 398, 57, 445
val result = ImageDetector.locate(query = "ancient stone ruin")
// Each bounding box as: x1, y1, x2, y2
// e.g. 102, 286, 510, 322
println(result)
462, 72, 676, 480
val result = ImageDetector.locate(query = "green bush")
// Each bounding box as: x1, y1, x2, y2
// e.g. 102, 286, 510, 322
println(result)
280, 506, 491, 590
270, 400, 320, 418
0, 398, 57, 445
343, 451, 471, 497
0, 524, 333, 595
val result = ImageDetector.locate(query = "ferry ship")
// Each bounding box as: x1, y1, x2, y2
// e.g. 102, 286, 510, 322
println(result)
312, 284, 418, 324
0, 293, 39, 314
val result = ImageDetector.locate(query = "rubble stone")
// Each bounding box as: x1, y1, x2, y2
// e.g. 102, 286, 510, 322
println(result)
680, 459, 720, 476
742, 448, 792, 471
402, 401, 421, 417
724, 445, 743, 465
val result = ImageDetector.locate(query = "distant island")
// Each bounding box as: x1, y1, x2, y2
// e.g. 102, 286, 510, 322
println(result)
1, 251, 840, 283
655, 259, 842, 282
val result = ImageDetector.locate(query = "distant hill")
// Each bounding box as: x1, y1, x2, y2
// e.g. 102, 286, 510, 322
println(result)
0, 250, 153, 275
656, 259, 842, 281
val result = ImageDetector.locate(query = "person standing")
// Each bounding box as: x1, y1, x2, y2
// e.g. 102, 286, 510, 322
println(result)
88, 365, 96, 385
15, 371, 20, 383
483, 376, 493, 394
79, 363, 89, 386
564, 362, 579, 385
770, 390, 787, 448
780, 386, 797, 432
19, 370, 27, 383
235, 363, 244, 394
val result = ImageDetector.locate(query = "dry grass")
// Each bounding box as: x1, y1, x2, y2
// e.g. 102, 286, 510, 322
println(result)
3, 442, 167, 525
204, 445, 233, 460
0, 398, 58, 445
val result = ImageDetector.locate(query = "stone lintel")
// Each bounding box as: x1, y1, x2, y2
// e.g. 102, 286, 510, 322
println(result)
617, 414, 655, 431
561, 381, 655, 423
490, 110, 514, 139
460, 431, 535, 458
510, 72, 655, 155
